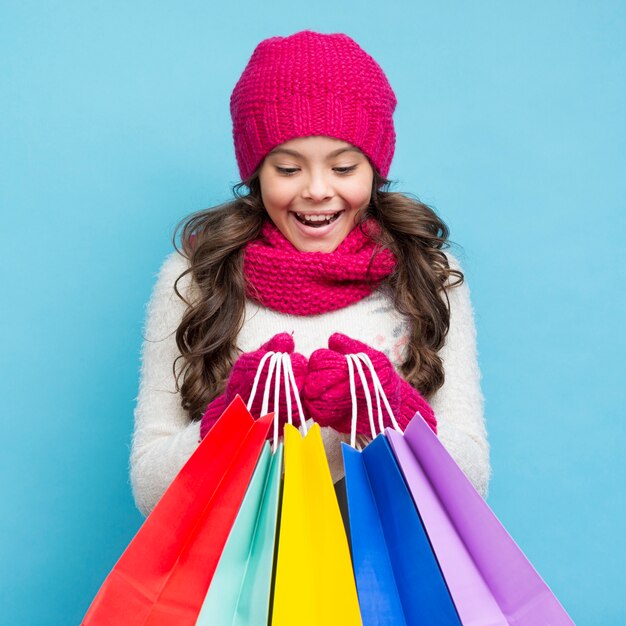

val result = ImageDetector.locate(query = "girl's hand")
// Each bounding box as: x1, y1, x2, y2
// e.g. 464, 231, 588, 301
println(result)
225, 332, 308, 417
200, 333, 308, 439
303, 332, 437, 435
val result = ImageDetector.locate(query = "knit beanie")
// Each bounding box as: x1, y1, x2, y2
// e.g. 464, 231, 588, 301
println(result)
230, 30, 397, 181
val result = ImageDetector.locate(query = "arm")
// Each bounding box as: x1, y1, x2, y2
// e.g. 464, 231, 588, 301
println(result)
130, 251, 201, 516
429, 252, 491, 499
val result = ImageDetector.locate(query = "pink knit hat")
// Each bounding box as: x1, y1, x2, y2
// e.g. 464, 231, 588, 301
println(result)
230, 30, 397, 181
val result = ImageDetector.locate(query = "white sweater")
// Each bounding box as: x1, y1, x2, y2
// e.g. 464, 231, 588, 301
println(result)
130, 250, 491, 516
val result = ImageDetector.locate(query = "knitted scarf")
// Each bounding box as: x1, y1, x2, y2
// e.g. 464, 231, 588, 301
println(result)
243, 219, 397, 315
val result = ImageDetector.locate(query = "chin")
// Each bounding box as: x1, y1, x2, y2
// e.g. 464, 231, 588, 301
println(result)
291, 235, 343, 253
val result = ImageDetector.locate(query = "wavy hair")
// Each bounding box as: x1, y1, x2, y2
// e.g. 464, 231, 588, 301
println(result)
173, 170, 464, 420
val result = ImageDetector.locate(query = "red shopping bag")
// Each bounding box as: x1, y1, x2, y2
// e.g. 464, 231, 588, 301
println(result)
82, 395, 273, 626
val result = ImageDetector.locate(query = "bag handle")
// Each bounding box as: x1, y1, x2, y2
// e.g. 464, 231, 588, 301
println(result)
346, 352, 402, 449
247, 350, 308, 452
247, 350, 276, 413
346, 354, 376, 447
354, 352, 402, 433
281, 352, 308, 434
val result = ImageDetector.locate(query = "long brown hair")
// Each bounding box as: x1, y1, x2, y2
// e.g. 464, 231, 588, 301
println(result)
173, 170, 463, 420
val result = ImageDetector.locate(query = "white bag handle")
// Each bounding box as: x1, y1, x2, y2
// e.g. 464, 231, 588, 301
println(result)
355, 352, 402, 433
281, 352, 308, 434
247, 350, 276, 413
346, 354, 376, 447
245, 349, 308, 452
346, 352, 403, 449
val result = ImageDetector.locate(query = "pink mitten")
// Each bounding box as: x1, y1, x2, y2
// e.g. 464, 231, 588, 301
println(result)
303, 332, 437, 435
200, 333, 308, 439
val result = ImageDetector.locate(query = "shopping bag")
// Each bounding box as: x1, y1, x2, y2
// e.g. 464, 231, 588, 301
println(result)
195, 351, 303, 626
343, 436, 462, 625
82, 395, 273, 626
387, 413, 575, 626
271, 423, 362, 626
341, 353, 461, 625
194, 441, 283, 625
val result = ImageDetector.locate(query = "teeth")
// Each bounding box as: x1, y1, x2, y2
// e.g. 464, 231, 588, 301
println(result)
296, 212, 337, 222
293, 211, 342, 228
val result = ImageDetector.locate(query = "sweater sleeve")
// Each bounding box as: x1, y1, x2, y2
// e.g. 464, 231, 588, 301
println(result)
130, 251, 201, 516
428, 252, 492, 499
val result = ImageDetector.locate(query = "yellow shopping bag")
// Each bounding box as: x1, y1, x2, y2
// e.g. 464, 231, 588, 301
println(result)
271, 423, 362, 626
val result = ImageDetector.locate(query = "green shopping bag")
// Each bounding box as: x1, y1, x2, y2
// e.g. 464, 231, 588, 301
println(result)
195, 352, 293, 626
194, 442, 282, 625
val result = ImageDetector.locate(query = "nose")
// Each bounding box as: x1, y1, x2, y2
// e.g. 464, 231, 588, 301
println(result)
302, 169, 334, 203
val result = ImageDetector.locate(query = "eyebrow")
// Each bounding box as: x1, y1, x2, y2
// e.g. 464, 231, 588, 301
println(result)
268, 146, 362, 158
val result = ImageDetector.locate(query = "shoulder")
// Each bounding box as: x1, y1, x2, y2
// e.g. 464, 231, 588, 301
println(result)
440, 247, 472, 294
441, 247, 465, 275
142, 250, 194, 339
439, 248, 478, 330
156, 249, 191, 284
149, 250, 194, 303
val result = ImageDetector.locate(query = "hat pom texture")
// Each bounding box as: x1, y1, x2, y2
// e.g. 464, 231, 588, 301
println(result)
230, 30, 397, 180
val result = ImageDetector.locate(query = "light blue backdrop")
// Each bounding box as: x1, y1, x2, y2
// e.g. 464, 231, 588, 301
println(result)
1, 1, 624, 624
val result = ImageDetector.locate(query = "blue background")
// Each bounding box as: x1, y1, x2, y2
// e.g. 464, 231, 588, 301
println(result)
1, 1, 624, 624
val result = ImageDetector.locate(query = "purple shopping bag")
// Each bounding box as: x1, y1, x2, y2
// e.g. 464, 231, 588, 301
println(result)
387, 415, 575, 626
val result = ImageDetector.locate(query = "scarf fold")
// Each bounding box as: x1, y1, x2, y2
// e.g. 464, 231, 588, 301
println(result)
243, 219, 397, 316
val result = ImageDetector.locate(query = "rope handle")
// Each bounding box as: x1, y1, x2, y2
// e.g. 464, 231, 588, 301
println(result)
246, 350, 308, 452
346, 352, 402, 449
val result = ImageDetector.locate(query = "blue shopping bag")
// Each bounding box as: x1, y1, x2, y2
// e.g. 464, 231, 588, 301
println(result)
343, 435, 462, 626
340, 352, 461, 626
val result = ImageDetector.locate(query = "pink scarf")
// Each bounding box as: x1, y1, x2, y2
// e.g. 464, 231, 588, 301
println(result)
243, 219, 397, 315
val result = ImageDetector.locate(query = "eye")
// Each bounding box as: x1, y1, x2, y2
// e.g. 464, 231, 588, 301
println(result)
276, 166, 299, 176
334, 165, 357, 175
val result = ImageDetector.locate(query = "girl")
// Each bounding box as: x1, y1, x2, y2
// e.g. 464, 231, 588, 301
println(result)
130, 30, 490, 516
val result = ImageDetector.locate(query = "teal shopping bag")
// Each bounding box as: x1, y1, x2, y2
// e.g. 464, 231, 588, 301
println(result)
195, 441, 283, 626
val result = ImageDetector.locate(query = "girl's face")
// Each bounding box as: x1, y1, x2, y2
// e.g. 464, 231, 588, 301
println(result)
258, 136, 374, 252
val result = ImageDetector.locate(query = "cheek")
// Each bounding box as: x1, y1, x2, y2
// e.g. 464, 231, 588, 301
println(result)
261, 179, 294, 211
344, 179, 372, 208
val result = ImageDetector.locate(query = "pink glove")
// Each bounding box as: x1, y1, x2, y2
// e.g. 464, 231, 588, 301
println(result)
200, 333, 307, 439
303, 332, 437, 435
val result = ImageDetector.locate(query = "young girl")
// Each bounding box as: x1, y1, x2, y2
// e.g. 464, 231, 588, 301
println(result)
130, 30, 490, 516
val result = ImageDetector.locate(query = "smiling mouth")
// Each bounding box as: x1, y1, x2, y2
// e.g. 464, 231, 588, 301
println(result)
293, 211, 343, 228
